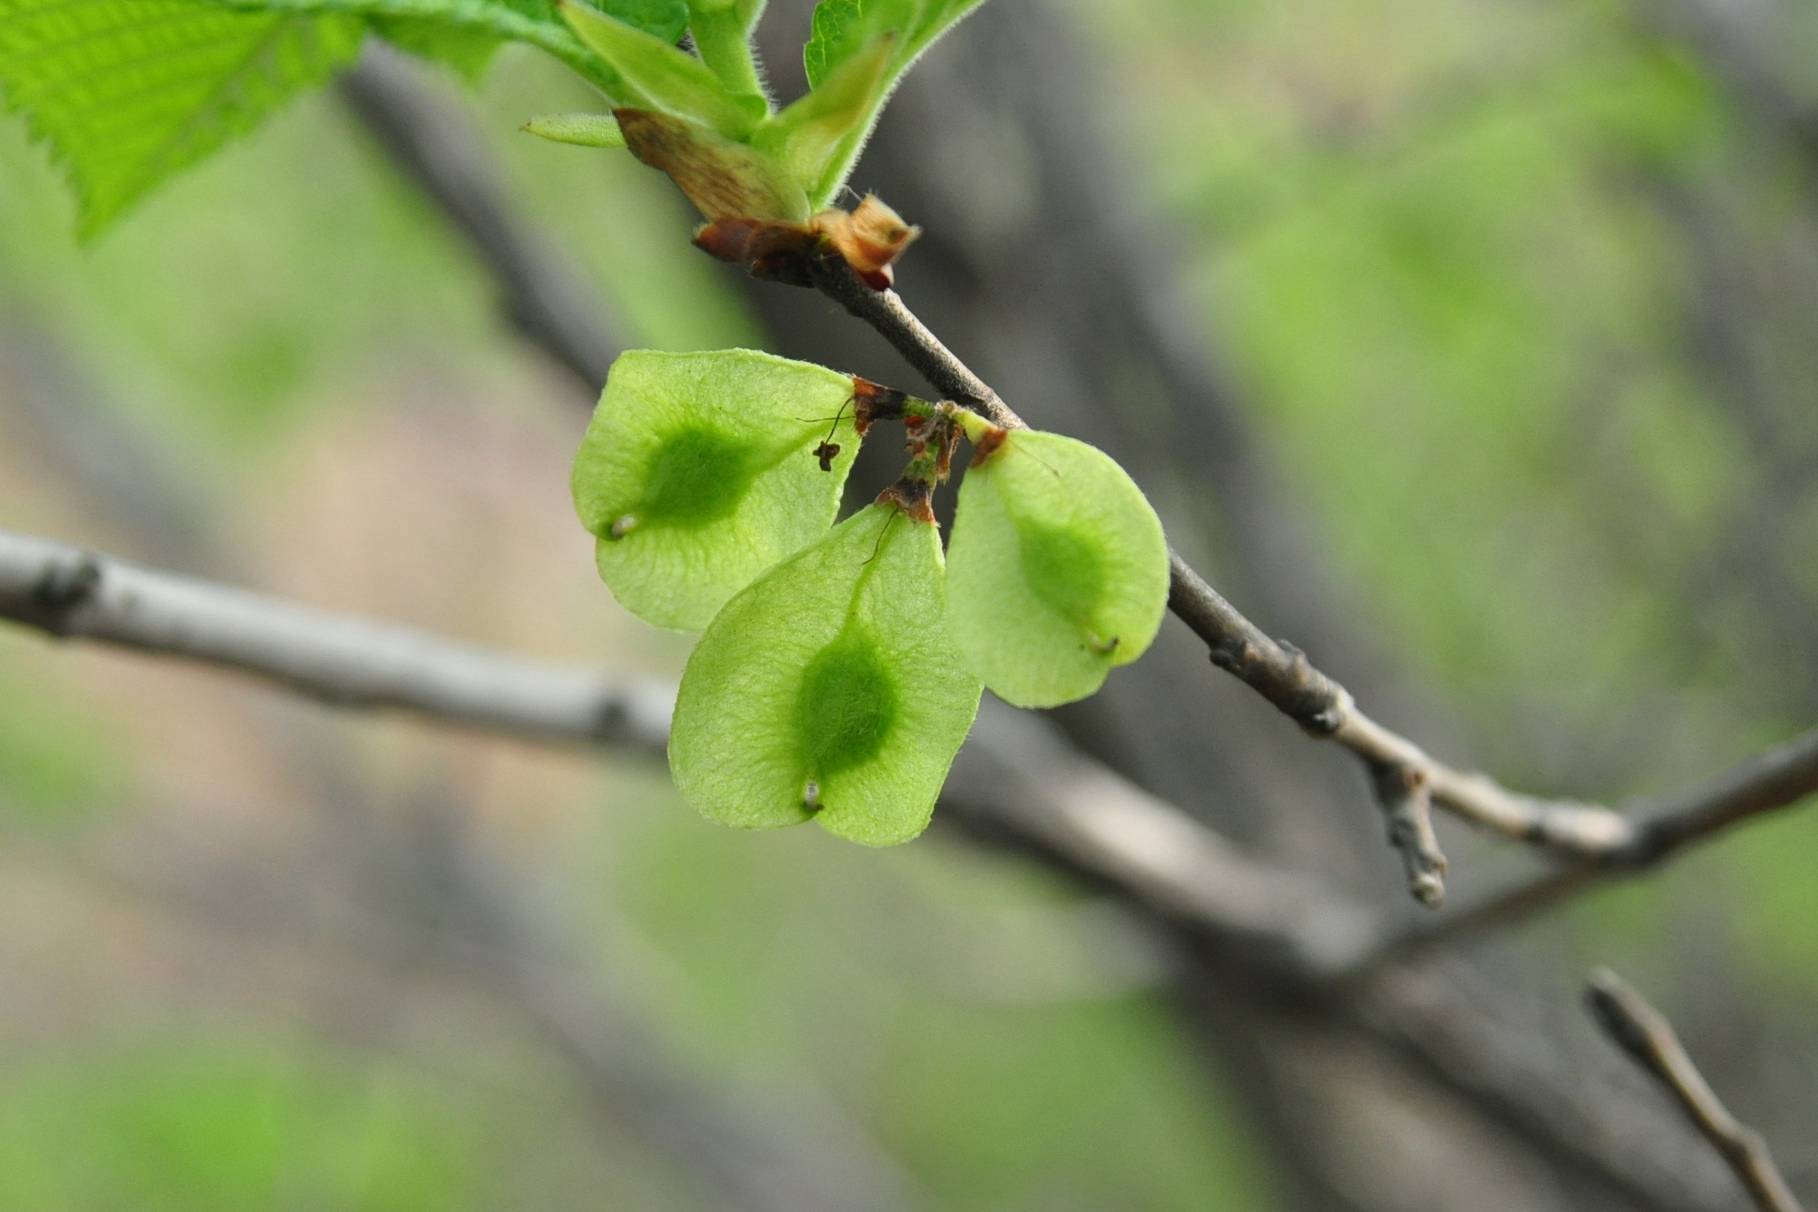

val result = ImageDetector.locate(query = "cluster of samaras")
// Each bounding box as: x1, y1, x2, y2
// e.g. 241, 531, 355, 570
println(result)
571, 349, 1171, 846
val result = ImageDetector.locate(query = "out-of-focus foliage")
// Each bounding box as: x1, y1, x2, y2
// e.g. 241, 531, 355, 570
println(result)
0, 1041, 498, 1209
0, 1, 364, 237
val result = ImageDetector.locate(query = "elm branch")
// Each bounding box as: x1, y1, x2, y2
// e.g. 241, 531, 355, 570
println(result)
808, 255, 1698, 883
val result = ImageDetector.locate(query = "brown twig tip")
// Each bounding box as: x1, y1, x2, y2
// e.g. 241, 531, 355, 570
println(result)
1585, 969, 1805, 1212
1370, 762, 1448, 908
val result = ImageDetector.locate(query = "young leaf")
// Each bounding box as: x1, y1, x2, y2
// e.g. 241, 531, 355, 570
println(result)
800, 0, 892, 87
572, 349, 861, 631
794, 0, 990, 207
562, 1, 765, 138
0, 0, 364, 238
685, 0, 766, 98
523, 111, 626, 148
615, 108, 808, 221
754, 33, 892, 195
945, 428, 1170, 708
670, 501, 982, 846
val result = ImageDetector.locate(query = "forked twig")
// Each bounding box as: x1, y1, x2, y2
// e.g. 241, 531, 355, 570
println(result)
1353, 727, 1818, 970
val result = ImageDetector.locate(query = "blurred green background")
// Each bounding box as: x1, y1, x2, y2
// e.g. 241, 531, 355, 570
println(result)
2, 0, 1815, 1207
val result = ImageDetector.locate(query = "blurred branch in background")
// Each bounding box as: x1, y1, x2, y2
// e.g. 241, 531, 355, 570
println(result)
4, 519, 1817, 1212
1647, 0, 1818, 182
1586, 969, 1804, 1212
0, 531, 673, 753
0, 319, 220, 568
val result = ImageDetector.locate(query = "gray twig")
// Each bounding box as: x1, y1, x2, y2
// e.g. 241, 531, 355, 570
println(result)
1355, 727, 1818, 971
0, 530, 674, 754
1585, 970, 1804, 1212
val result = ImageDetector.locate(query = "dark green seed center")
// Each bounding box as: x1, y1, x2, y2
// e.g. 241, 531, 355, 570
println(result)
1014, 517, 1108, 628
637, 425, 753, 525
795, 632, 897, 778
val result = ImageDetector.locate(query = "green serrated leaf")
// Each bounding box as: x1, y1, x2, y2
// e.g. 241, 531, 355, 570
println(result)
0, 0, 364, 238
670, 501, 982, 846
522, 111, 625, 147
572, 349, 861, 631
563, 0, 764, 137
945, 428, 1170, 708
796, 0, 989, 206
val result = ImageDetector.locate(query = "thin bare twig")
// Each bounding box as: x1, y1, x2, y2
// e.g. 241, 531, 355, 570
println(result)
1355, 727, 1818, 970
1585, 970, 1804, 1212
